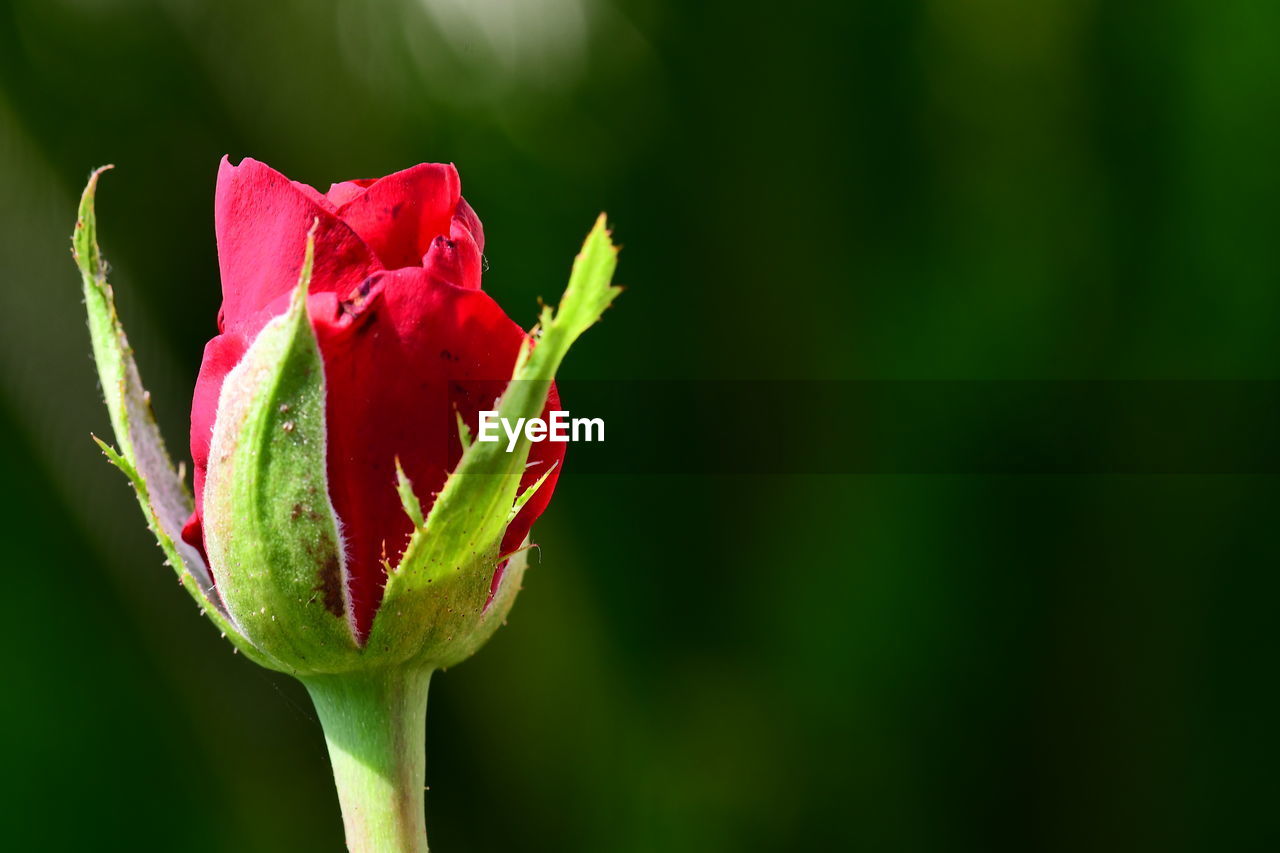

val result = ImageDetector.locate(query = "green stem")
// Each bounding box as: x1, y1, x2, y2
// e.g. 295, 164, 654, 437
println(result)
304, 668, 434, 853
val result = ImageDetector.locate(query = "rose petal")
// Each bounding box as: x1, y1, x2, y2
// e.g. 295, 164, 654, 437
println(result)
181, 330, 247, 559
453, 198, 485, 254
326, 177, 378, 208
215, 157, 381, 334
333, 163, 461, 271
420, 215, 483, 291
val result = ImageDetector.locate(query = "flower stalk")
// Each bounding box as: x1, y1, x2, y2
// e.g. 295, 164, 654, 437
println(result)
304, 669, 434, 853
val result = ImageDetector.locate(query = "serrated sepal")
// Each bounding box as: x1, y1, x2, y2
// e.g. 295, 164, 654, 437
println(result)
370, 215, 620, 669
72, 167, 277, 669
201, 227, 365, 674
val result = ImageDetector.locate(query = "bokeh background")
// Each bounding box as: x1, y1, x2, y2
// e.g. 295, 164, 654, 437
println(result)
2, 1, 1279, 850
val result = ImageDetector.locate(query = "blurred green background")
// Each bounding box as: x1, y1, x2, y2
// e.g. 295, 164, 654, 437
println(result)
2, 0, 1279, 850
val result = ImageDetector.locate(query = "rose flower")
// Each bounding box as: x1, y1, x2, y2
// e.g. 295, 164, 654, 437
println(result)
183, 158, 564, 644
73, 159, 618, 850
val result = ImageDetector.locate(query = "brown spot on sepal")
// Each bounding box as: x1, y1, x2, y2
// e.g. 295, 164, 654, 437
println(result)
315, 550, 345, 618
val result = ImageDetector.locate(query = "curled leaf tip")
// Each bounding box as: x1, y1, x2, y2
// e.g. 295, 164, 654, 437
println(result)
81, 165, 115, 202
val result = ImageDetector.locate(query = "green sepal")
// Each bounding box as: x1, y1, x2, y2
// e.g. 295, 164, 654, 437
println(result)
72, 167, 276, 670
395, 457, 426, 529
201, 227, 363, 674
508, 461, 558, 523
369, 215, 620, 668
455, 409, 473, 452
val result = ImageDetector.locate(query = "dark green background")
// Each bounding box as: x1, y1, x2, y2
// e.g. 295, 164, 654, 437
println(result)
2, 1, 1278, 850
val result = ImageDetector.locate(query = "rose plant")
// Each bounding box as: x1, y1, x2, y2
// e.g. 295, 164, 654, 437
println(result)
72, 160, 620, 852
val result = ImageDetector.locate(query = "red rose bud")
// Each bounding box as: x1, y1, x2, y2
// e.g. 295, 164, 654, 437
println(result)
74, 162, 620, 677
